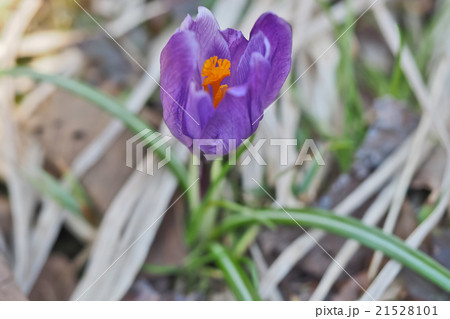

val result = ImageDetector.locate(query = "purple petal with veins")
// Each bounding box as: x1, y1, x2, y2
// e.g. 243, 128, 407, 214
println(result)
161, 7, 292, 155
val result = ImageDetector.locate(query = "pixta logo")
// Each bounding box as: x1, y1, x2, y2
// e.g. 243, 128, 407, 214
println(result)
126, 129, 171, 175
126, 129, 325, 175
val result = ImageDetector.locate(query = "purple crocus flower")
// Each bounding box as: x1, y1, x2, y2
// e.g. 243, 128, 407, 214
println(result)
160, 6, 292, 155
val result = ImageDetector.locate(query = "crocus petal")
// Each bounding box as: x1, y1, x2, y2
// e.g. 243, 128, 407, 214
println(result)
182, 83, 215, 142
160, 30, 199, 146
250, 12, 292, 106
160, 8, 292, 157
220, 28, 248, 86
234, 31, 270, 86
181, 7, 230, 67
247, 52, 272, 125
199, 87, 252, 154
179, 13, 194, 31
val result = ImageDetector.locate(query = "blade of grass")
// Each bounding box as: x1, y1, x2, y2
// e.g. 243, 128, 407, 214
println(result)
0, 67, 189, 190
141, 264, 182, 276
233, 225, 260, 257
213, 202, 450, 293
389, 36, 406, 99
239, 256, 260, 291
142, 253, 216, 276
209, 242, 261, 301
27, 168, 82, 217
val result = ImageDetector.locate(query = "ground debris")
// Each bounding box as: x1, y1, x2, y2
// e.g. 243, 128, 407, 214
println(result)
29, 254, 76, 301
319, 97, 418, 209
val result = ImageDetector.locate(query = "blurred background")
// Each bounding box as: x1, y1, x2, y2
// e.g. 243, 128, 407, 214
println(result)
0, 0, 449, 301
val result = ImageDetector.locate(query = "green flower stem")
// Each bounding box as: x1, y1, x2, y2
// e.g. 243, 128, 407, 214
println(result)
186, 137, 253, 245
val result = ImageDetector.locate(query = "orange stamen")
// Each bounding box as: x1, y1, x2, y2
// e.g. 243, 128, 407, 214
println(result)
201, 56, 231, 108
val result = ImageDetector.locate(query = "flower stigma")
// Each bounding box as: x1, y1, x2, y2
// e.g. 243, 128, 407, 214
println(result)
201, 56, 231, 108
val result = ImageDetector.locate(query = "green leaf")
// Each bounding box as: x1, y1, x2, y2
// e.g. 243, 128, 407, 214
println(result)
209, 243, 261, 301
214, 202, 450, 293
27, 169, 82, 217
